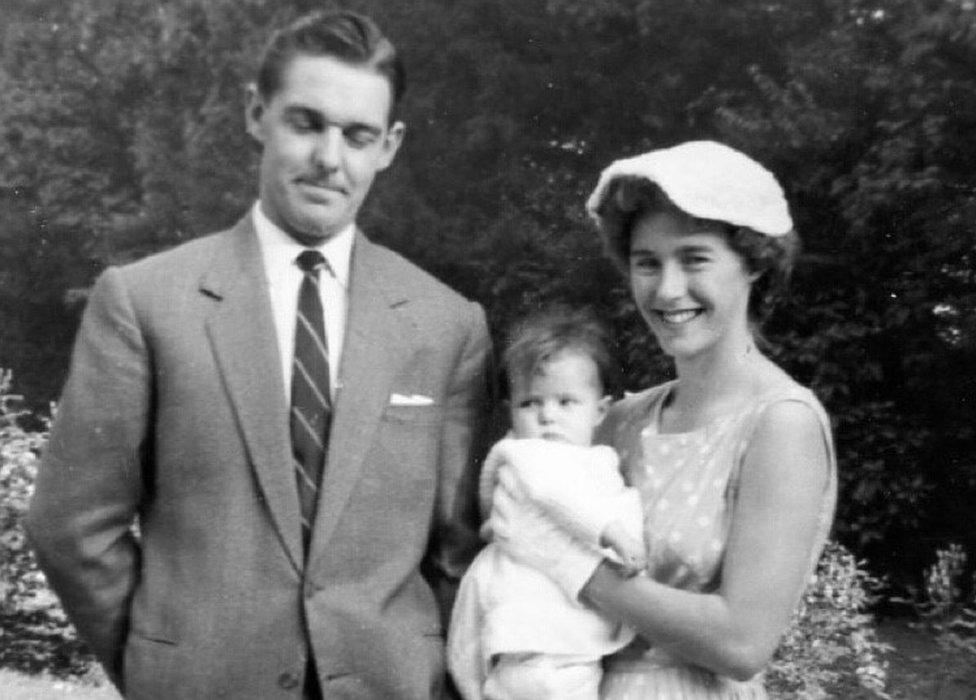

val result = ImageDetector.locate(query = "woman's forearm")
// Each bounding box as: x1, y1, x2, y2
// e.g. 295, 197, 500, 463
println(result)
581, 562, 779, 681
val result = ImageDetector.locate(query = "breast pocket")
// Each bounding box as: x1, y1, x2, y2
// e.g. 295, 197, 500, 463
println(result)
382, 404, 444, 425
376, 405, 444, 474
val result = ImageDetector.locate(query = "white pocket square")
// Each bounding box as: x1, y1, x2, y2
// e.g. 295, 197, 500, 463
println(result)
389, 393, 435, 406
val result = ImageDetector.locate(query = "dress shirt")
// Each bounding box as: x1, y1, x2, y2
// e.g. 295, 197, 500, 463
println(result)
252, 201, 351, 402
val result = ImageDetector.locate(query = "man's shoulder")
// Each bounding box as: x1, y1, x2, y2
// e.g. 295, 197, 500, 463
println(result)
117, 227, 233, 279
359, 236, 477, 310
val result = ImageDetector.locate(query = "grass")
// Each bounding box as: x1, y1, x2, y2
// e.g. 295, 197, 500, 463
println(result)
878, 619, 976, 700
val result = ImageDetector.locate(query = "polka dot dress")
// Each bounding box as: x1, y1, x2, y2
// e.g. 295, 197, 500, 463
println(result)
598, 380, 837, 699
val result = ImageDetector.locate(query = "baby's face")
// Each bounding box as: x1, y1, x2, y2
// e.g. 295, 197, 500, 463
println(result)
509, 350, 609, 446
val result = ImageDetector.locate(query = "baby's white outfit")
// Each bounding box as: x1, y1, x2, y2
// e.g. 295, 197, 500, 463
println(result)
447, 437, 643, 700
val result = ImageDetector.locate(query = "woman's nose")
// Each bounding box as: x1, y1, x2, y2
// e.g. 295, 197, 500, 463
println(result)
656, 261, 686, 300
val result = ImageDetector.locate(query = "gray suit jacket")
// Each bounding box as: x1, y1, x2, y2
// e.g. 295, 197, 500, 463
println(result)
27, 215, 491, 699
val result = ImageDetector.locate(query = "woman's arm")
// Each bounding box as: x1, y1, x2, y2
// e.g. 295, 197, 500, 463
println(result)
581, 400, 831, 681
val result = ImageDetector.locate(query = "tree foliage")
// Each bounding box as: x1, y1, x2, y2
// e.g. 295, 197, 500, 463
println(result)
1, 0, 974, 584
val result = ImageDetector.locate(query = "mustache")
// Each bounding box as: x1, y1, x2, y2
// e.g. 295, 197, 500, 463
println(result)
295, 175, 347, 194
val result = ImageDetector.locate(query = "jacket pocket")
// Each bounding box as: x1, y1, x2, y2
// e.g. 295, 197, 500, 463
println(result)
381, 404, 444, 425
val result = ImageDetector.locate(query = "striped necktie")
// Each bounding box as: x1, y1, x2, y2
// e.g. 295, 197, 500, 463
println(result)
291, 249, 332, 555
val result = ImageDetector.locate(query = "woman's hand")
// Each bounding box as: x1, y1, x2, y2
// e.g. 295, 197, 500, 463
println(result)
488, 473, 603, 602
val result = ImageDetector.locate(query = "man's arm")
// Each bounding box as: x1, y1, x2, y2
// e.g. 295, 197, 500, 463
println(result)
423, 301, 494, 627
26, 266, 149, 687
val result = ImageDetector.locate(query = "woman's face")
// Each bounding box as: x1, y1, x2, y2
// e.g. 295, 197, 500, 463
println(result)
628, 209, 755, 362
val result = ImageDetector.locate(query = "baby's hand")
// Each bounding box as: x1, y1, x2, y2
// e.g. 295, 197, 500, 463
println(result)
599, 521, 646, 577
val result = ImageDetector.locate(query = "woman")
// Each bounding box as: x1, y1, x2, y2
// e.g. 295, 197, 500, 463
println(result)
490, 140, 837, 698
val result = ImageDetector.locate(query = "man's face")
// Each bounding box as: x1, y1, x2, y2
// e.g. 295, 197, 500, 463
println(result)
246, 54, 404, 245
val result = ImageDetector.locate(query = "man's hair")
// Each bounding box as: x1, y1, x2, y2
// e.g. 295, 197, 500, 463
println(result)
256, 10, 405, 121
502, 306, 615, 397
598, 176, 800, 326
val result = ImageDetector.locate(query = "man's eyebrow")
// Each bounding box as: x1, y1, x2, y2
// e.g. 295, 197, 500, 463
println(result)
344, 121, 384, 136
283, 105, 322, 121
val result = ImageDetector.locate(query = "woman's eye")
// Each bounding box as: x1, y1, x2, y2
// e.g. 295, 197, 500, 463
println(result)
631, 257, 660, 272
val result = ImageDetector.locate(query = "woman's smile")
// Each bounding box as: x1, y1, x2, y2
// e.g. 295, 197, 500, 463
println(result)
654, 308, 704, 326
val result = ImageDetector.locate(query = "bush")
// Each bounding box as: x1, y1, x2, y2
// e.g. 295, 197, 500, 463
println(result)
768, 541, 891, 699
0, 370, 98, 679
903, 543, 976, 659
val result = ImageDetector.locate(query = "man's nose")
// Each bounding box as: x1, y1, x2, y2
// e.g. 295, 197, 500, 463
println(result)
311, 127, 342, 170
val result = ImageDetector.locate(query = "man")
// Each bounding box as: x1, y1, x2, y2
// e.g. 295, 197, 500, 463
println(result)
27, 11, 490, 699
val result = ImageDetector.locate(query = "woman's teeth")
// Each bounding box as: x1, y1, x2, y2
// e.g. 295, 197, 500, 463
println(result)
658, 309, 700, 324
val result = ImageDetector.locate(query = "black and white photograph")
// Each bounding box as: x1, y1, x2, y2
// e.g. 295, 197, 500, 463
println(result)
1, 1, 974, 698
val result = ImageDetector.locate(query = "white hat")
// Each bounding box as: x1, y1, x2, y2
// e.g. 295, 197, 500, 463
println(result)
585, 140, 793, 237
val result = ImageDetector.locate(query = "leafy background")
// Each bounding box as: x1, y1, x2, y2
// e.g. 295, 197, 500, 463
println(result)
1, 0, 974, 593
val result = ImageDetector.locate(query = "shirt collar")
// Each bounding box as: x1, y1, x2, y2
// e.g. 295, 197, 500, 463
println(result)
252, 201, 354, 288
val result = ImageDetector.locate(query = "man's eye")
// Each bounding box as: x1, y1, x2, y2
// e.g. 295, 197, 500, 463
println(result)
287, 114, 318, 132
346, 129, 378, 147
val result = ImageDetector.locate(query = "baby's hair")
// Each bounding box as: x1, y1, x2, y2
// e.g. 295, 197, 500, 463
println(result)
502, 305, 614, 397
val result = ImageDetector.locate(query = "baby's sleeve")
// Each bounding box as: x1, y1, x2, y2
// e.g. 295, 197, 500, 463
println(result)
477, 439, 510, 522
505, 442, 639, 548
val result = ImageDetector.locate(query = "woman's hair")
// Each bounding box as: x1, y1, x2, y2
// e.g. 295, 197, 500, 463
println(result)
597, 176, 801, 325
502, 306, 615, 397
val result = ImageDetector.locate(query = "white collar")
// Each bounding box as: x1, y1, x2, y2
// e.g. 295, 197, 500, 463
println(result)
251, 201, 354, 288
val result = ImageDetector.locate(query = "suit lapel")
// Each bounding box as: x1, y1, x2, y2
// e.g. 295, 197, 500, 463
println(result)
309, 233, 414, 556
201, 217, 303, 572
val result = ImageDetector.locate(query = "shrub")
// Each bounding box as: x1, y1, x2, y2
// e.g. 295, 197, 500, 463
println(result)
767, 540, 891, 699
0, 370, 98, 678
906, 544, 976, 659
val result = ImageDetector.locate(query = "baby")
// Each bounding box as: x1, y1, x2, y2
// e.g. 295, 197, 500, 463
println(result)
448, 307, 645, 700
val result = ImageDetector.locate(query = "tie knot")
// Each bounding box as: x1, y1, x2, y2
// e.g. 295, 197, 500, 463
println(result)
296, 250, 326, 274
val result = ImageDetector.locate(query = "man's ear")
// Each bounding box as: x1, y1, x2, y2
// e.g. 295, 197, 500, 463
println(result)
244, 83, 266, 145
377, 120, 406, 171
